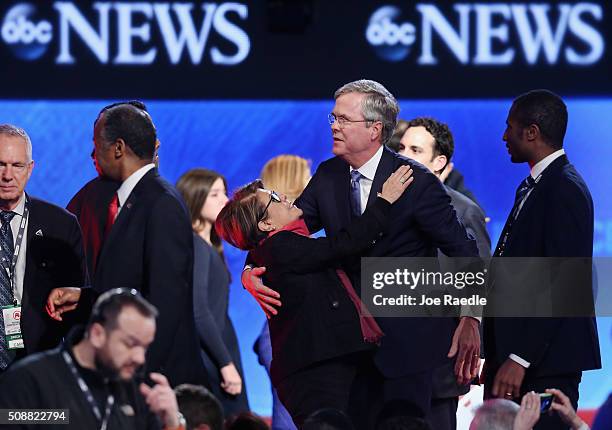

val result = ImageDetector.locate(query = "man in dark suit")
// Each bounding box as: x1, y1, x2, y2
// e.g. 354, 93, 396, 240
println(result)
0, 124, 87, 372
66, 101, 157, 277
483, 90, 601, 429
50, 105, 207, 388
244, 80, 479, 426
390, 117, 491, 430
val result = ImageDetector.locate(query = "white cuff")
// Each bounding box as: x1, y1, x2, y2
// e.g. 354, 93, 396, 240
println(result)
509, 354, 531, 368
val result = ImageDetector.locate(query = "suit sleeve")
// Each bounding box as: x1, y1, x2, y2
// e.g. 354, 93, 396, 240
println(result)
413, 176, 479, 257
267, 197, 391, 273
462, 204, 492, 258
294, 165, 323, 234
143, 194, 194, 372
193, 239, 232, 368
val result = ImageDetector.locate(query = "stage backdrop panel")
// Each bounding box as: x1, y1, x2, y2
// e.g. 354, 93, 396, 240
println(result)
0, 99, 609, 414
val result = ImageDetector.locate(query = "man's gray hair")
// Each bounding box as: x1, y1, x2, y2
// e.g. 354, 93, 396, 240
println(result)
0, 124, 33, 161
469, 399, 520, 430
334, 79, 400, 145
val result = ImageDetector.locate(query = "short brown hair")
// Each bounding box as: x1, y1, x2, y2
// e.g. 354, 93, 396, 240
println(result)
215, 180, 268, 251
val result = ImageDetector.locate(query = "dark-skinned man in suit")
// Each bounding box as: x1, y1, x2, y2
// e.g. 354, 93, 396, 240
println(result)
47, 104, 207, 388
483, 90, 600, 430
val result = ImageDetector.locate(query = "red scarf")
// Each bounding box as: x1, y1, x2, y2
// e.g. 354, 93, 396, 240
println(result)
266, 218, 384, 344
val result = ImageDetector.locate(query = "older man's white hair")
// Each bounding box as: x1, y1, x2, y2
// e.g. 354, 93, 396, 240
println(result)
0, 124, 33, 161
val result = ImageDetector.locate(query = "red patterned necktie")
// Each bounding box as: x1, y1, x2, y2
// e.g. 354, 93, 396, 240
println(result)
105, 193, 119, 237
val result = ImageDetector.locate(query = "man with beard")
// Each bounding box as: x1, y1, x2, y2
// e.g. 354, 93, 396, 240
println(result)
0, 288, 186, 429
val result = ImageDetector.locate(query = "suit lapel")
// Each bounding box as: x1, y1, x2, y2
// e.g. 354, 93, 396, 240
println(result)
366, 147, 394, 209
96, 169, 156, 270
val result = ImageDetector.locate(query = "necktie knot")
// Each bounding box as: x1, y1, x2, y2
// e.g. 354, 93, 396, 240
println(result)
515, 175, 536, 202
350, 170, 363, 183
0, 211, 15, 225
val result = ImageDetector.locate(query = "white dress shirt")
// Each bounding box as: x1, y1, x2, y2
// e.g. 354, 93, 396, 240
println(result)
349, 145, 384, 214
116, 164, 156, 215
509, 148, 565, 369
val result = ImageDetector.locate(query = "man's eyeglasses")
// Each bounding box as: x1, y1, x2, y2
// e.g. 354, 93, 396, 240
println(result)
257, 189, 282, 221
327, 113, 372, 127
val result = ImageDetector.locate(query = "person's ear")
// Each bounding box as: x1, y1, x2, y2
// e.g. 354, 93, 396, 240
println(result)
525, 124, 539, 142
258, 219, 275, 232
89, 323, 107, 348
114, 138, 126, 159
432, 155, 448, 174
370, 121, 383, 142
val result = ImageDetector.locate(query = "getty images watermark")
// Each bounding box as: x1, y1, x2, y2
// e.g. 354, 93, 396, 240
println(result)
361, 257, 606, 318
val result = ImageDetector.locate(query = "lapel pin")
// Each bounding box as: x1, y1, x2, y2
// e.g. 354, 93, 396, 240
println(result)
35, 229, 43, 237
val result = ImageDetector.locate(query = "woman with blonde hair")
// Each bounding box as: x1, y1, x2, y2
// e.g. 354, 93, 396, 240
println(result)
260, 155, 311, 202
176, 168, 249, 416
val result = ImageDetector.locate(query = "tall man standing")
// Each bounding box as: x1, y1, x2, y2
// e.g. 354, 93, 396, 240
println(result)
0, 124, 87, 372
50, 105, 206, 387
244, 80, 479, 427
484, 90, 600, 429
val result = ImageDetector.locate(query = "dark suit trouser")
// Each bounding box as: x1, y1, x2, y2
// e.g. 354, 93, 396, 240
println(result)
348, 354, 433, 430
275, 355, 360, 428
485, 368, 581, 430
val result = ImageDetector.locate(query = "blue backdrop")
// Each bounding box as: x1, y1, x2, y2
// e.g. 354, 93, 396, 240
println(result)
1, 99, 610, 413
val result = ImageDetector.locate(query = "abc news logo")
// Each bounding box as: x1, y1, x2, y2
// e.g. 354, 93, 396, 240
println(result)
2, 12, 51, 45
0, 2, 251, 65
365, 3, 606, 65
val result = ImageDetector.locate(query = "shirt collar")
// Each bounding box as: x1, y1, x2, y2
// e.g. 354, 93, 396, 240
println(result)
117, 164, 155, 207
531, 149, 565, 179
350, 145, 384, 181
8, 193, 26, 217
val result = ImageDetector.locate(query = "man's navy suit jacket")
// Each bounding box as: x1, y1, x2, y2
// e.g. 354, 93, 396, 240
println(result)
296, 147, 478, 377
93, 168, 208, 387
484, 155, 601, 376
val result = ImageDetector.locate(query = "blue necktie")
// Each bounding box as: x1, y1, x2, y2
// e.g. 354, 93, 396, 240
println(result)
350, 170, 363, 217
0, 211, 16, 370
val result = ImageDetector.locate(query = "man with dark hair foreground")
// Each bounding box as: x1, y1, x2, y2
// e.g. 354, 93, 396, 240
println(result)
0, 288, 186, 430
175, 384, 224, 430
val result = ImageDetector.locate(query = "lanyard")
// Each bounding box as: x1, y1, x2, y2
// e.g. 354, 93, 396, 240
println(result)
62, 350, 115, 430
1, 196, 29, 305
